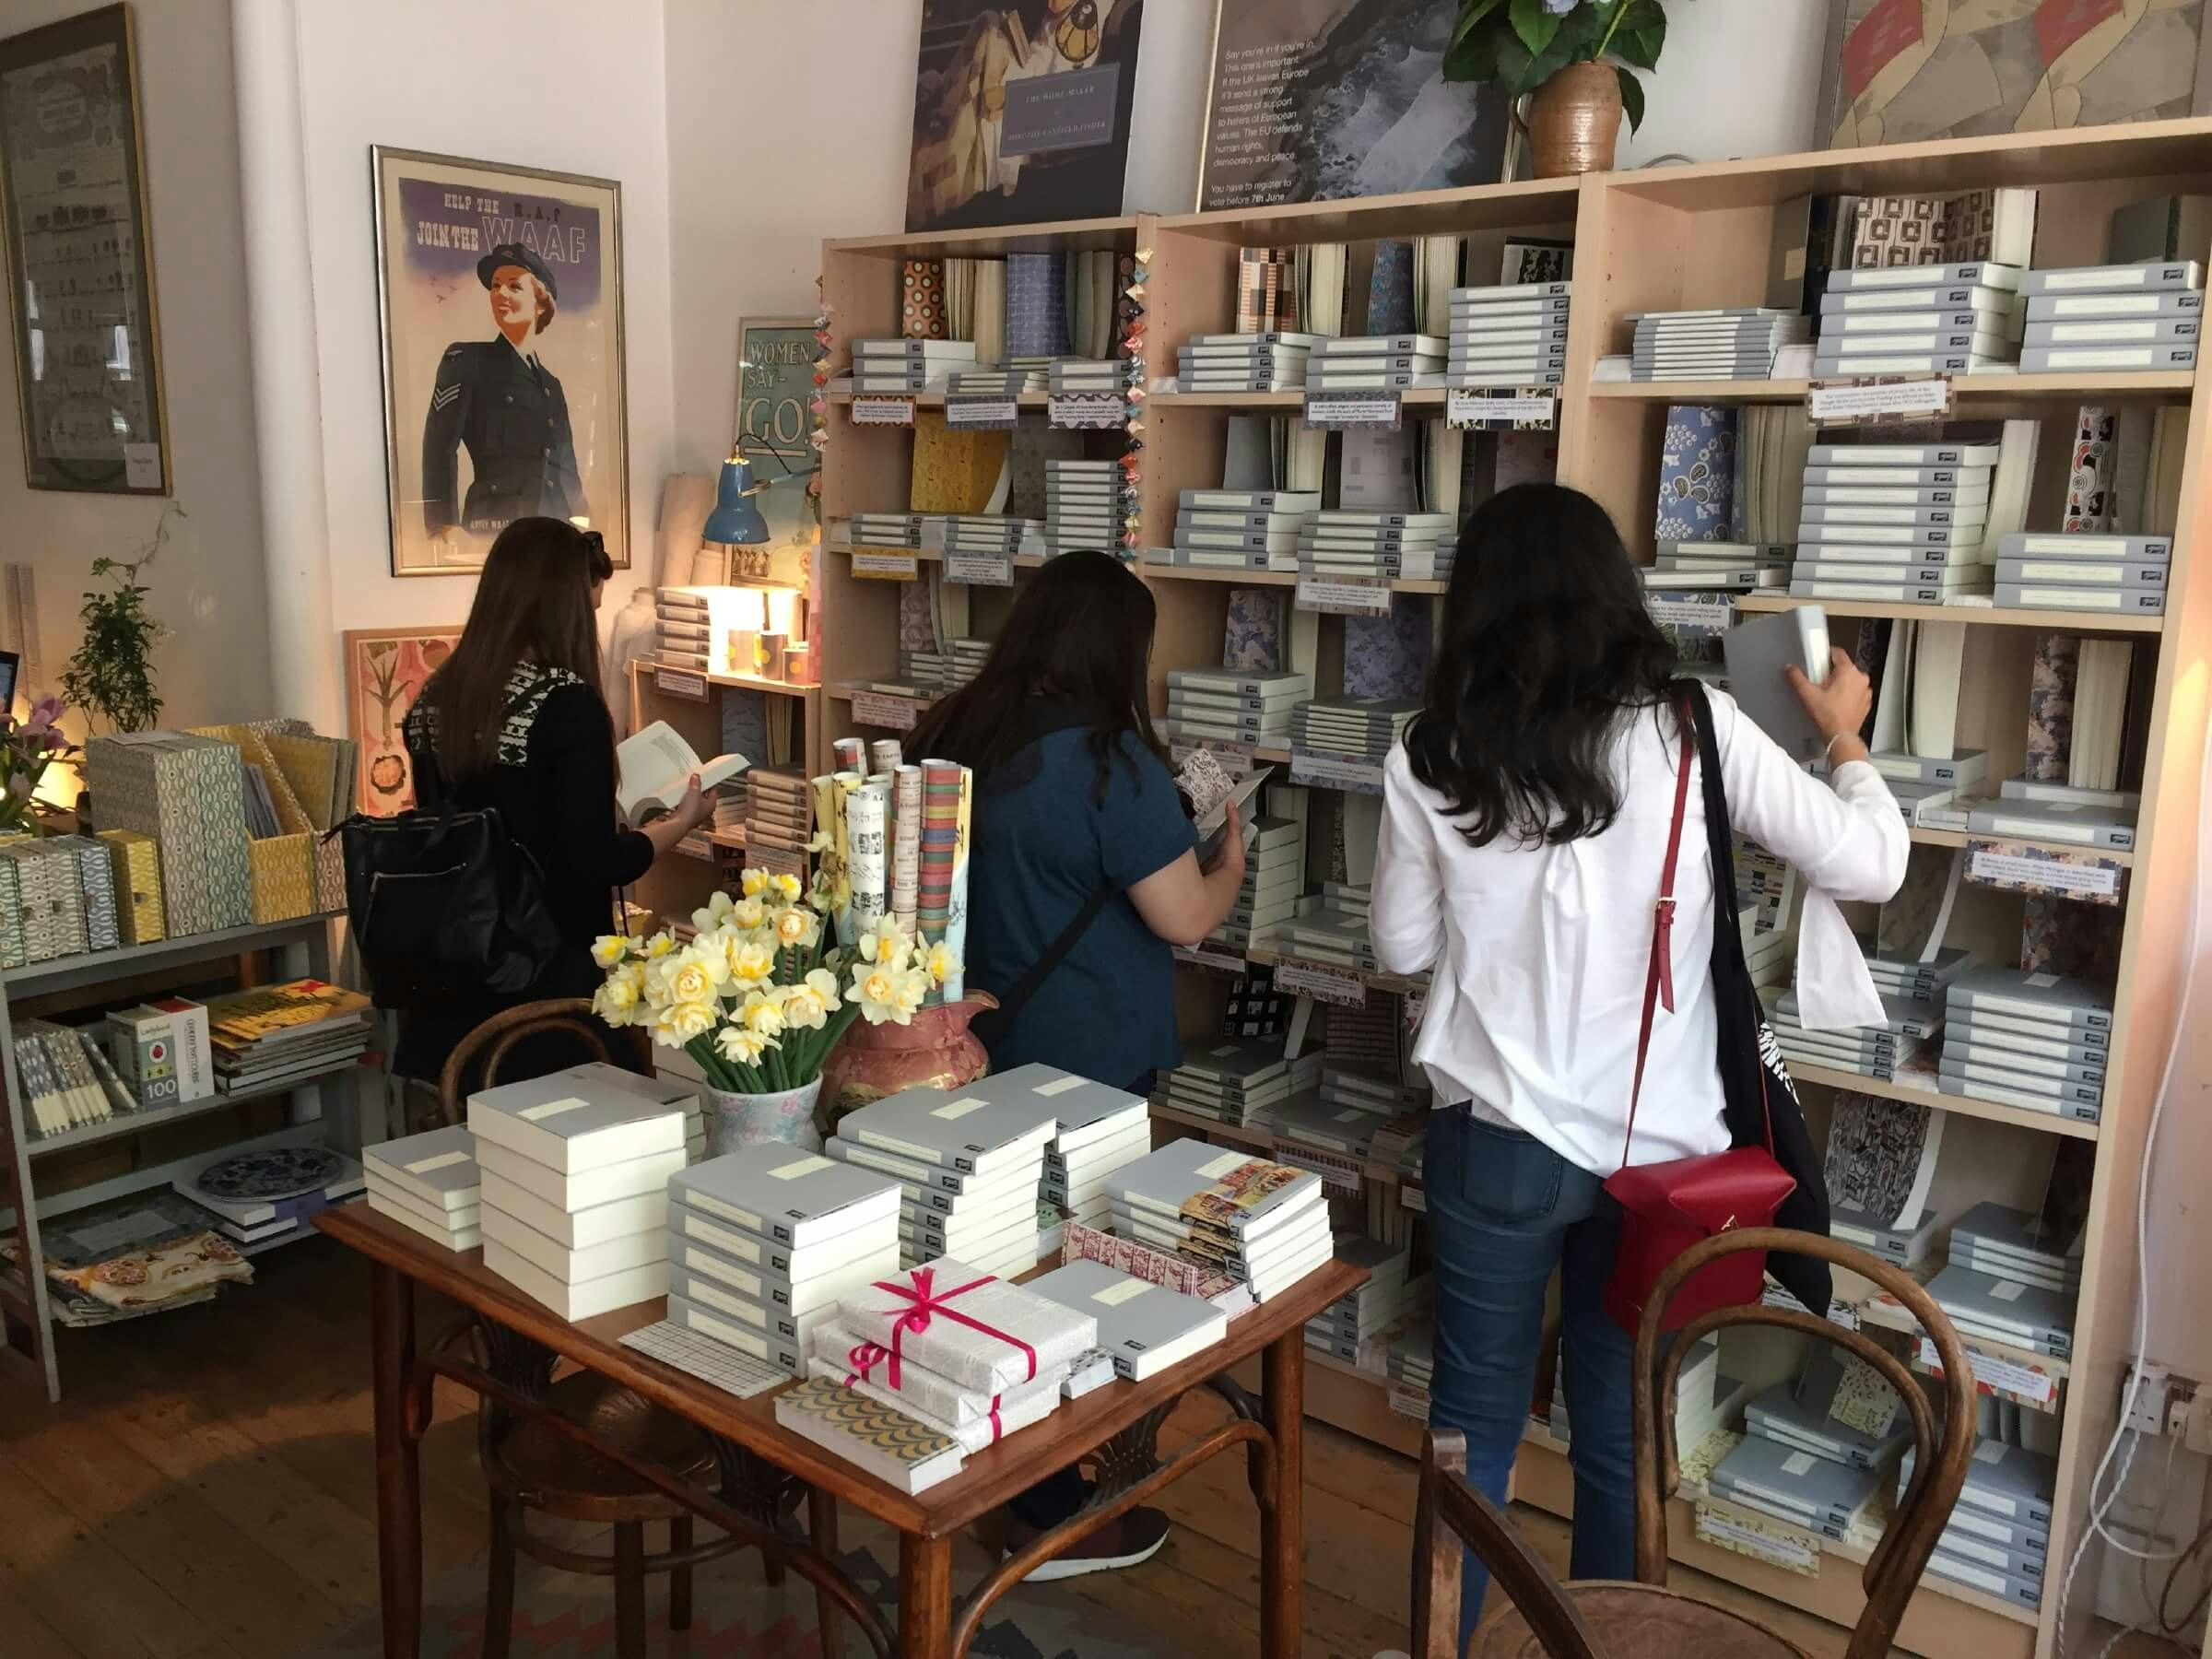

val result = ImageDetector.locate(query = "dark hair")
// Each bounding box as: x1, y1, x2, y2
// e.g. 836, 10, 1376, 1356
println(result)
425, 517, 606, 782
581, 529, 613, 582
904, 549, 1165, 804
1405, 483, 1676, 848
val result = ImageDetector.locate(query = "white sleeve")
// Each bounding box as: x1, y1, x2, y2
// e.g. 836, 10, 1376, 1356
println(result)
1372, 747, 1448, 976
1707, 688, 1909, 904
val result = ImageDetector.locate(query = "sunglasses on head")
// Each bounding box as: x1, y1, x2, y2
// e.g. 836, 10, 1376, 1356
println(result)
577, 528, 613, 580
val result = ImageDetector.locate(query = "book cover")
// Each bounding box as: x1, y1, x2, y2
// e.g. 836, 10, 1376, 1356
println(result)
1341, 596, 1432, 700
1821, 1093, 1943, 1229
773, 1376, 964, 1493
1655, 406, 1737, 543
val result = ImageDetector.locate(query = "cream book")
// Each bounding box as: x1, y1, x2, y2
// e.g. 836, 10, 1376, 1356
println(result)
617, 721, 747, 828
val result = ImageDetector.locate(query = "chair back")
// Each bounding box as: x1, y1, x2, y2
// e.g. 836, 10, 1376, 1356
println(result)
1630, 1228, 1977, 1659
435, 996, 628, 1125
1413, 1429, 1606, 1659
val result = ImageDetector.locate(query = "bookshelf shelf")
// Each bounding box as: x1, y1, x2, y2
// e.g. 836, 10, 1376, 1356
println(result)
1735, 594, 2168, 634
635, 658, 817, 700
1906, 825, 2135, 867
1784, 1061, 2100, 1142
826, 388, 1052, 409
23, 1055, 370, 1159
1588, 371, 2196, 404
1143, 565, 1450, 595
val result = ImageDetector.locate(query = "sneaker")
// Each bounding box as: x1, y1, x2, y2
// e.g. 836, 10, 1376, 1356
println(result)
1002, 1506, 1171, 1582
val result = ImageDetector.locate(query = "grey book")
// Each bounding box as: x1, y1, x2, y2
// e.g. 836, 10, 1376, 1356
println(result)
1945, 968, 2113, 1030
1994, 557, 2166, 588
1802, 464, 1990, 487
1926, 1264, 2076, 1354
363, 1124, 481, 1213
2018, 261, 2202, 296
1026, 1258, 1229, 1381
1951, 1200, 2083, 1267
1924, 1554, 2042, 1610
1948, 1245, 2080, 1296
1449, 368, 1567, 386
1828, 1204, 1940, 1265
1826, 307, 2019, 333
1451, 324, 1571, 345
1815, 325, 2006, 355
1452, 281, 1571, 301
1787, 578, 1966, 604
837, 1083, 1061, 1176
1109, 1138, 1324, 1241
1904, 1440, 2055, 1532
467, 1073, 687, 1174
1937, 1058, 2100, 1110
1994, 582, 2165, 614
1167, 667, 1312, 694
1775, 990, 1940, 1038
1997, 532, 2173, 562
824, 1125, 1036, 1197
1720, 606, 1830, 763
2018, 343, 2196, 371
1829, 261, 2022, 291
1811, 349, 2007, 372
2023, 317, 2199, 346
1943, 1037, 2105, 1086
669, 1151, 899, 1250
1820, 283, 2022, 313
668, 1291, 804, 1375
1930, 1525, 2049, 1583
1947, 1014, 2110, 1061
1802, 501, 1985, 527
1802, 481, 1990, 505
1805, 519, 1983, 548
1867, 750, 1985, 786
1744, 1382, 1912, 1473
1964, 794, 2136, 853
1709, 1433, 1882, 1538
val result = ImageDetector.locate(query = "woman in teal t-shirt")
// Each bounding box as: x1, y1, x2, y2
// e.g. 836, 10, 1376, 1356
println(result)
903, 549, 1247, 1576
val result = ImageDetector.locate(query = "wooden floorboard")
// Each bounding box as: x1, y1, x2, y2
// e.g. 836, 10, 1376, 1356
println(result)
0, 1235, 2194, 1659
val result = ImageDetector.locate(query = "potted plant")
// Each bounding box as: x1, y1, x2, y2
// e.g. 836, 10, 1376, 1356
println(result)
1446, 0, 1668, 179
591, 869, 959, 1154
60, 502, 178, 735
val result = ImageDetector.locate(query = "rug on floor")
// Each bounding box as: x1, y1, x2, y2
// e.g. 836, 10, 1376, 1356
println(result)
304, 1535, 1163, 1657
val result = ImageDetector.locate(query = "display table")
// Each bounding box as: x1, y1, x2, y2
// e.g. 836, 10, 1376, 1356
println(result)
316, 1203, 1363, 1658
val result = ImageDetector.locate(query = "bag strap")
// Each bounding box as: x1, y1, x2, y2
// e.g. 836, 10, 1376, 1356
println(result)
1622, 697, 1697, 1168
991, 884, 1113, 1025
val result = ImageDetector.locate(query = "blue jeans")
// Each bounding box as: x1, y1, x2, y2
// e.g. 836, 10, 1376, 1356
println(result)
1424, 1108, 1642, 1642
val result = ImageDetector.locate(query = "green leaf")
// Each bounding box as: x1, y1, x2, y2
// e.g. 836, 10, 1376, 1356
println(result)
1617, 64, 1645, 132
1445, 27, 1501, 82
1451, 0, 1512, 51
1509, 0, 1562, 57
1493, 27, 1542, 96
1614, 1, 1666, 69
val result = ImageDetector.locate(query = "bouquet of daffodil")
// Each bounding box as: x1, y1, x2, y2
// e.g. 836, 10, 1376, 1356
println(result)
591, 867, 960, 1095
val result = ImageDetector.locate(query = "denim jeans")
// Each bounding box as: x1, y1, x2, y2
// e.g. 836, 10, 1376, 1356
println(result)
1423, 1107, 1642, 1643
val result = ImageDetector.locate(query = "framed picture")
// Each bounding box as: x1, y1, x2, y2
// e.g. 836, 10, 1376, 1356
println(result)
1196, 1, 1510, 212
0, 4, 168, 494
734, 314, 820, 580
344, 626, 462, 817
371, 146, 629, 578
1818, 0, 2212, 149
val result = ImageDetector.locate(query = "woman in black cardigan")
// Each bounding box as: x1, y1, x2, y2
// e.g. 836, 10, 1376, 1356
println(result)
395, 517, 712, 1081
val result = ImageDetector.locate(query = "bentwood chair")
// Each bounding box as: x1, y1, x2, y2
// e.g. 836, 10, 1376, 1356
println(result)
1412, 1228, 1980, 1659
438, 1000, 749, 1658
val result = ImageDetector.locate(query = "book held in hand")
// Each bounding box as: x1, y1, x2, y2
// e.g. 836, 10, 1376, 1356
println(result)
617, 721, 748, 829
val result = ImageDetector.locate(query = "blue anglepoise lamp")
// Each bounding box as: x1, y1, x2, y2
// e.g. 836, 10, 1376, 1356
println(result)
703, 442, 771, 547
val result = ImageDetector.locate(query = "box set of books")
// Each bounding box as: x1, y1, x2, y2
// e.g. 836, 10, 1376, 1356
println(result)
1992, 531, 2170, 617
1939, 964, 2111, 1124
1104, 1138, 1332, 1302
1815, 259, 2024, 376
1791, 438, 2013, 606
1039, 1070, 1151, 1231
1044, 458, 1120, 556
1899, 1438, 2055, 1609
2017, 261, 2201, 374
1299, 511, 1454, 583
470, 1066, 699, 1320
1447, 282, 1570, 388
1289, 696, 1417, 761
1158, 491, 1321, 574
1209, 806, 1304, 953
365, 1124, 483, 1250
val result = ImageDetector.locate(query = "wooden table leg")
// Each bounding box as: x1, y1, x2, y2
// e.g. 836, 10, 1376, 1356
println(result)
1260, 1329, 1304, 1659
899, 1532, 953, 1659
370, 1260, 421, 1659
809, 1486, 845, 1659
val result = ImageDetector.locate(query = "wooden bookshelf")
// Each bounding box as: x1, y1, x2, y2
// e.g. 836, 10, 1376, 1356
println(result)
816, 117, 2212, 1659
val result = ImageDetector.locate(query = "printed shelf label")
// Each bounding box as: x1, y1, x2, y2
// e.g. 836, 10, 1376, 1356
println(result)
1049, 392, 1126, 429
848, 691, 920, 733
1296, 576, 1396, 617
1272, 959, 1368, 1008
852, 550, 920, 580
1290, 749, 1385, 795
654, 667, 708, 700
1646, 595, 1736, 634
1918, 1335, 2059, 1406
851, 395, 914, 427
946, 394, 1019, 430
1172, 945, 1249, 976
1967, 846, 2123, 901
1302, 390, 1402, 430
945, 550, 1015, 586
1807, 376, 1954, 426
1446, 389, 1558, 429
1694, 1503, 1821, 1578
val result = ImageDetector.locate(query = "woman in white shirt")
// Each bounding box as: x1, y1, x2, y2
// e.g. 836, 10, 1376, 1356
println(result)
1371, 483, 1906, 1637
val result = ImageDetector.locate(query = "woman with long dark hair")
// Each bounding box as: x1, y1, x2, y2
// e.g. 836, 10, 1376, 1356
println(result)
904, 548, 1244, 1575
1371, 485, 1908, 1634
394, 517, 711, 1081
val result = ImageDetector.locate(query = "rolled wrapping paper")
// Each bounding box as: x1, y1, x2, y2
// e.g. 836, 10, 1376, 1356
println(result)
785, 641, 816, 686
919, 758, 970, 1004
833, 738, 865, 772
869, 738, 901, 774
892, 765, 923, 932
845, 786, 888, 932
812, 772, 854, 945
945, 762, 971, 1001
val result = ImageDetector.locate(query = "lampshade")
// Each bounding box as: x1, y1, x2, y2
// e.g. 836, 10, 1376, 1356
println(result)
702, 452, 770, 545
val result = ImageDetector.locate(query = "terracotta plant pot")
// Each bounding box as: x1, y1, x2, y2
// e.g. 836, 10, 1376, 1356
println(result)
1526, 61, 1623, 179
818, 992, 996, 1135
702, 1077, 823, 1158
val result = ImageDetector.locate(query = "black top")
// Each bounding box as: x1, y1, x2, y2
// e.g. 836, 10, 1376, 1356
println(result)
394, 661, 652, 1079
420, 337, 586, 537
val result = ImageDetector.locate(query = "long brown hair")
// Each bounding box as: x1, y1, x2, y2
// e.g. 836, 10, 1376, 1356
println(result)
425, 516, 606, 782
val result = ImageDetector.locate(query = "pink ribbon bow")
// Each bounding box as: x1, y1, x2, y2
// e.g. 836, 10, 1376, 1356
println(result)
848, 1335, 1008, 1443
868, 1265, 1036, 1390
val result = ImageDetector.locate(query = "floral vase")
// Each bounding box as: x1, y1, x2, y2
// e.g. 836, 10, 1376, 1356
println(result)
703, 1077, 824, 1158
1526, 61, 1623, 179
818, 993, 996, 1134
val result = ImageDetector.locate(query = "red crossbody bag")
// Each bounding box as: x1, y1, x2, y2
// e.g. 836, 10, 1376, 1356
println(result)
1601, 698, 1798, 1335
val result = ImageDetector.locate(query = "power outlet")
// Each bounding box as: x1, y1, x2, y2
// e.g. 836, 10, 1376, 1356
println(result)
2187, 1385, 2212, 1456
2124, 1365, 2171, 1437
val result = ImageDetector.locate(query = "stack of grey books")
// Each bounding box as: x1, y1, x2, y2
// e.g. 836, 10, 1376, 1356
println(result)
1707, 1417, 1886, 1546
1447, 282, 1570, 388
1993, 530, 2171, 617
1303, 1239, 1415, 1364
1160, 667, 1310, 748
1864, 946, 1975, 1004
1029, 1258, 1229, 1382
1105, 1136, 1334, 1302
1150, 1038, 1321, 1129
1271, 899, 1380, 974
1829, 1203, 1942, 1268
1159, 489, 1320, 573
1924, 1256, 2077, 1361
1176, 332, 1314, 393
850, 338, 976, 394
849, 512, 929, 550
1028, 1065, 1152, 1234
1741, 1350, 1920, 1474
1815, 260, 2025, 376
1208, 815, 1305, 953
1629, 308, 1811, 381
1948, 1201, 2082, 1295
1641, 539, 1793, 593
1047, 356, 1124, 395
1900, 1439, 2053, 1609
947, 361, 1045, 394
1043, 459, 1120, 558
1792, 440, 1997, 605
1297, 511, 1456, 583
940, 513, 1042, 561
664, 1151, 901, 1376
1306, 334, 1447, 393
827, 1077, 1062, 1277
1288, 696, 1418, 759
1939, 963, 2112, 1124
1768, 986, 1943, 1081
2018, 261, 2201, 373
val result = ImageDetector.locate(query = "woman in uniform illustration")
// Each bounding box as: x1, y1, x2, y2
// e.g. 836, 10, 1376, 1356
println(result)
420, 241, 589, 549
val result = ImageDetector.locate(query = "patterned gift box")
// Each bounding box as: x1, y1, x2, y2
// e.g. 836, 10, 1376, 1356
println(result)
98, 829, 165, 945
1, 840, 88, 962
251, 723, 357, 913
190, 724, 323, 924
0, 853, 26, 969
86, 732, 253, 937
65, 836, 120, 952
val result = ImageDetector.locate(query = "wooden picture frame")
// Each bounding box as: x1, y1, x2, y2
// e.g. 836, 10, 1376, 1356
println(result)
0, 3, 168, 494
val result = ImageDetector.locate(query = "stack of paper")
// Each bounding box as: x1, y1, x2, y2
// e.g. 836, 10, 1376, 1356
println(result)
1043, 459, 1121, 558
1298, 511, 1455, 583
1938, 964, 2111, 1124
1900, 1439, 2053, 1611
1162, 667, 1311, 747
364, 1124, 483, 1251
1630, 309, 1811, 381
665, 1149, 900, 1376
1792, 441, 2000, 605
1447, 282, 1570, 387
1176, 331, 1313, 393
2018, 261, 2202, 373
1815, 260, 2026, 376
471, 1071, 692, 1320
850, 338, 976, 394
1105, 1138, 1333, 1301
1288, 697, 1418, 759
1993, 531, 2171, 617
1151, 1038, 1321, 1129
1305, 334, 1446, 392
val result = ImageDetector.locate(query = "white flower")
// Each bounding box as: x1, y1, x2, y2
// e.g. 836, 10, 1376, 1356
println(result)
740, 988, 788, 1039
654, 997, 719, 1044
741, 868, 770, 898
852, 963, 905, 1024
773, 904, 819, 950
730, 940, 776, 983
771, 872, 804, 902
591, 934, 632, 970
891, 966, 930, 1019
1544, 0, 1577, 13
731, 896, 768, 931
592, 971, 642, 1027
715, 1024, 779, 1065
924, 941, 960, 985
657, 944, 728, 1008
855, 917, 911, 966
780, 968, 841, 1030
690, 890, 737, 935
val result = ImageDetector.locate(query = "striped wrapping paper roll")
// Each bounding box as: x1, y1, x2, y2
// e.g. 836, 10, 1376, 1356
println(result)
833, 737, 865, 772
942, 763, 971, 1001
845, 786, 888, 933
917, 757, 961, 1001
869, 738, 901, 774
891, 765, 922, 931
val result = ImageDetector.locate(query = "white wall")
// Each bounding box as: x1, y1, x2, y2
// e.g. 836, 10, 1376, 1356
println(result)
1618, 0, 1830, 169
0, 0, 271, 732
291, 0, 677, 629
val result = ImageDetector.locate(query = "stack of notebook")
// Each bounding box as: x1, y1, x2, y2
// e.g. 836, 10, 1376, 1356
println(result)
471, 1070, 694, 1320
1814, 260, 2026, 369
1151, 1037, 1322, 1129
1815, 259, 2026, 376
1993, 530, 2171, 617
1641, 541, 1792, 594
1792, 440, 2000, 605
1925, 1253, 2077, 1362
1162, 667, 1310, 747
1162, 494, 1313, 573
1047, 356, 1124, 395
947, 361, 1046, 395
1305, 334, 1446, 392
1900, 1439, 2053, 1610
1030, 1258, 1230, 1381
1630, 309, 1811, 381
1303, 1239, 1413, 1362
1938, 964, 2111, 1124
1297, 511, 1455, 583
940, 513, 1041, 562
1271, 898, 1379, 974
850, 338, 976, 394
200, 980, 372, 1096
1106, 1138, 1333, 1302
1288, 697, 1418, 760
364, 1124, 482, 1251
1768, 986, 1943, 1082
664, 1149, 900, 1376
1209, 810, 1305, 955
1041, 1069, 1153, 1231
1447, 282, 1571, 387
2019, 261, 2202, 374
1176, 332, 1313, 393
1948, 1200, 2082, 1295
1043, 459, 1121, 558
828, 1077, 1059, 1275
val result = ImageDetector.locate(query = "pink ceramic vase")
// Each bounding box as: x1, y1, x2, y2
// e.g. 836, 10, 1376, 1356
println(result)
818, 992, 997, 1132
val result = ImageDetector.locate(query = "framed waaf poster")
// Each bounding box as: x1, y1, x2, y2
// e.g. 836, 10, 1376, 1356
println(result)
0, 4, 169, 494
371, 146, 629, 577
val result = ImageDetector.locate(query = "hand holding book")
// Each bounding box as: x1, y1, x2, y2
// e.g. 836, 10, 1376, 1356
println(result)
1789, 649, 1874, 765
